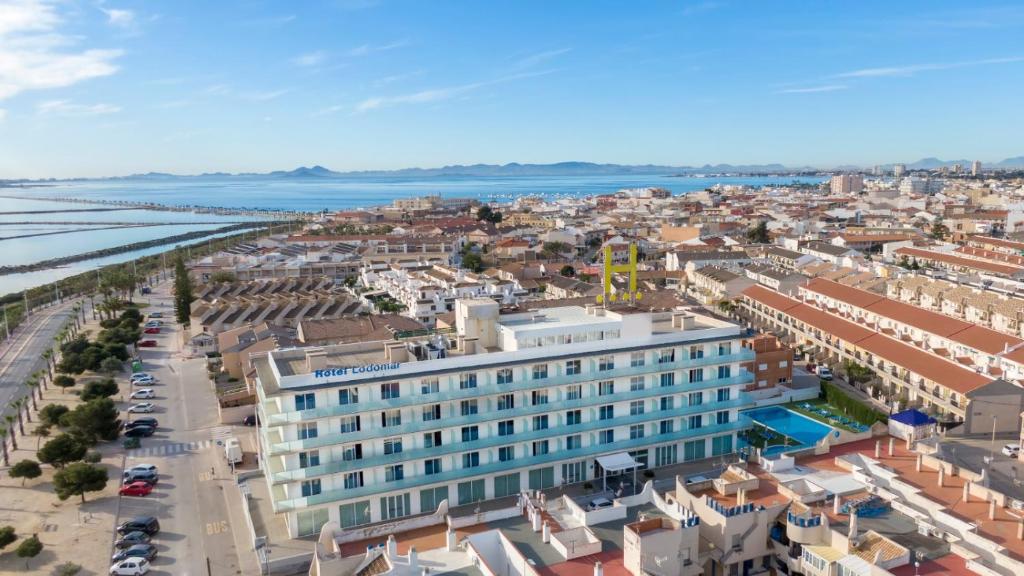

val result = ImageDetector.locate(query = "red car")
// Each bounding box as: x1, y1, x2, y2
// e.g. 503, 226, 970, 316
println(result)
119, 481, 153, 497
143, 327, 160, 334
138, 340, 158, 348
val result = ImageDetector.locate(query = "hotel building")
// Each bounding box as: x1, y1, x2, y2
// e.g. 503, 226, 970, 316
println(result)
254, 299, 755, 538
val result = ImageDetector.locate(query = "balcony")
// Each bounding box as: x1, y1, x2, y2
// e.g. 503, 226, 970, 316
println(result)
264, 373, 754, 455
269, 394, 754, 482
264, 350, 756, 426
271, 419, 750, 512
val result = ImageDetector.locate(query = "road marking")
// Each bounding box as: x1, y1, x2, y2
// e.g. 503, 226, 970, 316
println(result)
198, 471, 213, 482
127, 439, 212, 458
205, 520, 229, 535
211, 426, 233, 440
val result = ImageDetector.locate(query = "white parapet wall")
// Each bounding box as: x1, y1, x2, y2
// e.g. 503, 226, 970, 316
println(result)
550, 526, 602, 560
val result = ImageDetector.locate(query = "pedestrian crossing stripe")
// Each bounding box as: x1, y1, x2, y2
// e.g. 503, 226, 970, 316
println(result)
210, 426, 233, 439
127, 439, 213, 458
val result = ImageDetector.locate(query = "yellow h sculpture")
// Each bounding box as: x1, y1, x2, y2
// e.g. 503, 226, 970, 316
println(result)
597, 244, 642, 305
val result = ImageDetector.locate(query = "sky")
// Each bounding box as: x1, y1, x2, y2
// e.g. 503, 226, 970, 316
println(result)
1, 0, 1024, 178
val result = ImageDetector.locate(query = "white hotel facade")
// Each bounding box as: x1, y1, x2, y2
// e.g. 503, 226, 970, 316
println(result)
254, 299, 755, 538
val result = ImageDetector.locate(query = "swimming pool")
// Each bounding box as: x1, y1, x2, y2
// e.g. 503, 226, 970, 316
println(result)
743, 406, 836, 448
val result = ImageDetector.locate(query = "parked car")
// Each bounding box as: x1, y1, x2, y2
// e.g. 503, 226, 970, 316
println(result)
111, 544, 157, 563
109, 558, 151, 575
243, 414, 260, 426
148, 312, 162, 318
123, 425, 155, 438
587, 497, 614, 510
123, 471, 158, 486
114, 531, 151, 549
117, 516, 160, 535
138, 340, 158, 348
125, 418, 158, 429
1002, 443, 1021, 457
143, 327, 160, 334
144, 320, 162, 327
127, 463, 158, 474
119, 481, 154, 497
127, 403, 155, 414
130, 389, 155, 400
131, 377, 155, 386
816, 366, 834, 381
130, 372, 151, 380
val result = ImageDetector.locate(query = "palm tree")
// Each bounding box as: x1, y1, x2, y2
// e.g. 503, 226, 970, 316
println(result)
41, 351, 53, 382
4, 415, 17, 451
11, 399, 25, 435
23, 381, 38, 412
0, 429, 8, 466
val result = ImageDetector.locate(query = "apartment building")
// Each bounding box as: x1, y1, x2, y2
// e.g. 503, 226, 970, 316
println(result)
829, 175, 864, 195
893, 246, 1024, 279
742, 333, 793, 390
253, 299, 755, 538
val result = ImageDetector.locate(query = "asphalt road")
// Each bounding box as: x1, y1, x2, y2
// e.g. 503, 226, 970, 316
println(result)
934, 436, 1024, 502
0, 301, 78, 421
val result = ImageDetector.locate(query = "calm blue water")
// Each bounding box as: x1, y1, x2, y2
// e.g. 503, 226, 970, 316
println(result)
743, 406, 834, 447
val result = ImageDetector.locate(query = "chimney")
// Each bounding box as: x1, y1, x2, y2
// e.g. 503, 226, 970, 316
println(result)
463, 337, 478, 355
306, 349, 327, 372
385, 343, 408, 363
848, 510, 858, 544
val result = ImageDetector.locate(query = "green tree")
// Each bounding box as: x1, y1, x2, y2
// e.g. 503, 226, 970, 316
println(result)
476, 205, 502, 223
57, 562, 82, 576
39, 404, 69, 426
79, 378, 119, 401
53, 375, 76, 392
462, 252, 484, 273
209, 270, 237, 283
541, 241, 571, 257
746, 221, 770, 243
931, 219, 950, 240
53, 463, 108, 503
99, 357, 124, 375
0, 526, 15, 550
61, 399, 120, 444
173, 253, 193, 326
9, 460, 42, 486
15, 534, 42, 569
559, 265, 575, 277
38, 434, 87, 468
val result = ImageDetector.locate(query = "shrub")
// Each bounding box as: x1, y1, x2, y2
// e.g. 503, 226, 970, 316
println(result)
99, 357, 124, 375
38, 434, 87, 468
53, 462, 108, 502
15, 535, 42, 569
57, 562, 82, 576
80, 378, 119, 401
820, 381, 887, 425
39, 404, 69, 426
84, 451, 102, 464
53, 375, 76, 391
99, 318, 121, 330
0, 526, 15, 550
9, 460, 42, 485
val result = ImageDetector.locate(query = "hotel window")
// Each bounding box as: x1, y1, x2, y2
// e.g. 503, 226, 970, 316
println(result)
457, 479, 486, 505
689, 345, 704, 359
599, 429, 615, 444
598, 381, 615, 396
599, 405, 614, 420
688, 392, 703, 406
716, 411, 730, 424
498, 446, 515, 462
630, 351, 645, 367
533, 414, 549, 430
422, 404, 441, 421
297, 509, 329, 538
532, 364, 549, 380
494, 473, 521, 498
599, 356, 615, 371
688, 414, 702, 429
717, 342, 732, 356
497, 393, 515, 411
660, 396, 674, 411
298, 422, 318, 439
566, 385, 582, 400
423, 431, 442, 448
383, 438, 403, 455
461, 426, 479, 442
421, 378, 439, 395
532, 390, 549, 405
566, 410, 581, 426
683, 439, 706, 461
689, 368, 704, 383
658, 348, 675, 364
338, 388, 359, 405
340, 501, 371, 529
498, 420, 515, 436
342, 443, 363, 461
343, 471, 364, 489
380, 493, 411, 520
630, 424, 645, 440
566, 359, 581, 375
298, 450, 320, 469
533, 440, 550, 456
712, 434, 733, 456
380, 382, 400, 400
497, 368, 513, 385
294, 393, 316, 411
381, 409, 402, 427
462, 452, 480, 469
630, 400, 645, 416
385, 464, 404, 482
420, 487, 449, 512
424, 458, 442, 475
660, 372, 675, 387
717, 365, 731, 379
563, 461, 585, 484
301, 479, 321, 497
460, 399, 478, 416
717, 388, 731, 402
655, 444, 678, 466
460, 373, 478, 389
757, 363, 768, 371
529, 467, 555, 490
659, 419, 674, 435
566, 434, 582, 450
630, 376, 645, 391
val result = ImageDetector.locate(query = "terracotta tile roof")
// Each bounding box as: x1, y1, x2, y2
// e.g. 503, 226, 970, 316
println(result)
895, 247, 1024, 276
804, 277, 884, 309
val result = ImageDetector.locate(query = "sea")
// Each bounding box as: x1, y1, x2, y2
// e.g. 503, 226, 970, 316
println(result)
0, 173, 825, 295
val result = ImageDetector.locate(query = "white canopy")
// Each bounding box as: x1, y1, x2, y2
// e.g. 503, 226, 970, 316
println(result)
596, 452, 638, 473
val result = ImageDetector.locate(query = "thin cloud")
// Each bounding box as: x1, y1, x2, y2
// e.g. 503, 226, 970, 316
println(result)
101, 8, 135, 28
242, 89, 290, 101
238, 14, 296, 27
313, 103, 346, 116
371, 70, 425, 88
681, 1, 723, 16
347, 39, 408, 57
355, 69, 554, 112
203, 83, 230, 95
776, 84, 847, 94
513, 48, 571, 70
0, 0, 123, 100
37, 99, 121, 116
0, 108, 6, 121
835, 56, 1024, 78
292, 50, 327, 67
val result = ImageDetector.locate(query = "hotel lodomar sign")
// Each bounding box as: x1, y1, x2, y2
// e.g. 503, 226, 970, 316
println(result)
313, 362, 401, 379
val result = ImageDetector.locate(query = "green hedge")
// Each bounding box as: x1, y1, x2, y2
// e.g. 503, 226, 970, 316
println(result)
820, 381, 888, 425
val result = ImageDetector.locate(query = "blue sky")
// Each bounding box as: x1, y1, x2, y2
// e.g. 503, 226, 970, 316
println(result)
1, 0, 1024, 178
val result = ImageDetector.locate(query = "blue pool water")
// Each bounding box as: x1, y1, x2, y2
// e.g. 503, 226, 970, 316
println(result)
743, 406, 835, 449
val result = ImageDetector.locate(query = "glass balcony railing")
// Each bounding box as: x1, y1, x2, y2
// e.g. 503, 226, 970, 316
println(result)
264, 350, 755, 426
264, 372, 754, 455
271, 418, 751, 512
270, 394, 754, 482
